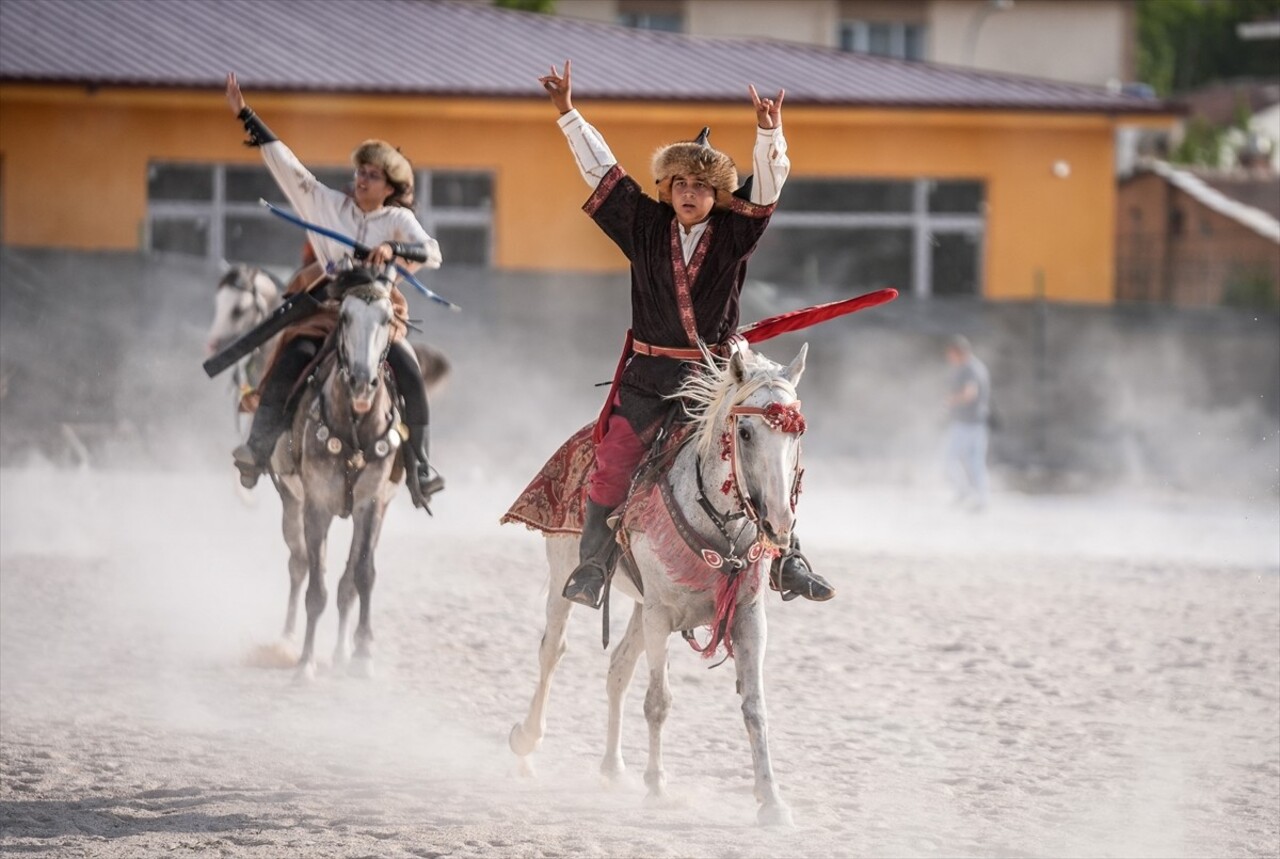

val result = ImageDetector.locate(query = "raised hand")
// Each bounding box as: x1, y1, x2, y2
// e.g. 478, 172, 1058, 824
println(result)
225, 72, 247, 115
538, 60, 574, 115
749, 84, 785, 130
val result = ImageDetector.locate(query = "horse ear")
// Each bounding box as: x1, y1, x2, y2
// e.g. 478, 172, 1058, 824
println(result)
729, 348, 748, 384
784, 343, 808, 386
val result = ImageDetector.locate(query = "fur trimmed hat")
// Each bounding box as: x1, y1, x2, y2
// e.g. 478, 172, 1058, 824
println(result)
652, 127, 738, 209
351, 140, 415, 207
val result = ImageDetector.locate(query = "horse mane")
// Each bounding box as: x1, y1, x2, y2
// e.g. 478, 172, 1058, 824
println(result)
671, 345, 797, 459
343, 281, 391, 305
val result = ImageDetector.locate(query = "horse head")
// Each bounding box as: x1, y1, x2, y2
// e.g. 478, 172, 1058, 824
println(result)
334, 269, 395, 416
206, 263, 280, 356
678, 342, 808, 549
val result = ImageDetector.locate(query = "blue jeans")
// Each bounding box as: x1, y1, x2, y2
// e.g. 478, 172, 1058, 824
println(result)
945, 421, 989, 505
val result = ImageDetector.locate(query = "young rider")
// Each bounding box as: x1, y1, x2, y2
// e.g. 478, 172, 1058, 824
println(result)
223, 73, 445, 510
537, 60, 835, 609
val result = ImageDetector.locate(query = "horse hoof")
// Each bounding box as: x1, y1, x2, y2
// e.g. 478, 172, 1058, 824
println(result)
293, 662, 317, 685
643, 770, 667, 803
347, 657, 375, 679
508, 723, 541, 758
600, 756, 626, 784
757, 801, 794, 828
517, 757, 536, 778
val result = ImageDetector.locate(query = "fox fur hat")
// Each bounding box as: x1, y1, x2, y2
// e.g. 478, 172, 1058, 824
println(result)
652, 127, 738, 209
351, 140, 415, 208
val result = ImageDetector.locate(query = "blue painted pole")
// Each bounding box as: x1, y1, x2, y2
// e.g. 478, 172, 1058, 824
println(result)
260, 200, 460, 311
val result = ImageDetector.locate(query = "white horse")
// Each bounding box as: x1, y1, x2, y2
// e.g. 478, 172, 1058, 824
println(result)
205, 263, 284, 436
507, 341, 809, 826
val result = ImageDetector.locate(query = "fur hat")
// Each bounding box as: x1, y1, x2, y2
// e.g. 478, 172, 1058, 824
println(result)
652, 127, 738, 209
351, 140, 415, 207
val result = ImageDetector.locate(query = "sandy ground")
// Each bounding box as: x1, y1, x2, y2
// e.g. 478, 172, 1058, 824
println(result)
1, 465, 1277, 858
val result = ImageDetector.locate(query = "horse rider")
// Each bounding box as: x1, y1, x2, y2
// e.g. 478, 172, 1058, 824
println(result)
223, 72, 445, 511
537, 60, 835, 609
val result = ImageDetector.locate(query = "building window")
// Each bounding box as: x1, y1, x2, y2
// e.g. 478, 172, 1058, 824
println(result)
839, 20, 926, 61
146, 163, 493, 268
752, 178, 985, 298
617, 0, 683, 32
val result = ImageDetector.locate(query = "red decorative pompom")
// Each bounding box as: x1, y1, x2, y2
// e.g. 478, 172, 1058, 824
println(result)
720, 478, 734, 496
763, 402, 806, 435
719, 431, 733, 461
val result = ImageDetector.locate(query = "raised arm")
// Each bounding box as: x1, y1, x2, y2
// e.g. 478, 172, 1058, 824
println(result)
748, 84, 790, 206
225, 72, 347, 257
538, 60, 618, 190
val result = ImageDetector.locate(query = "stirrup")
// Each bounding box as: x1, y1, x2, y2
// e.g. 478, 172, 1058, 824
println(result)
232, 443, 264, 489
407, 464, 445, 514
770, 550, 836, 602
562, 561, 607, 609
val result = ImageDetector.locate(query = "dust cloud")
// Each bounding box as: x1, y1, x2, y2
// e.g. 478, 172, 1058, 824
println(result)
1, 249, 1277, 856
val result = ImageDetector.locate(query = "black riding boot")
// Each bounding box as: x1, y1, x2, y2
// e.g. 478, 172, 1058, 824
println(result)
232, 338, 317, 488
387, 341, 444, 511
769, 535, 835, 602
404, 422, 445, 511
562, 500, 617, 609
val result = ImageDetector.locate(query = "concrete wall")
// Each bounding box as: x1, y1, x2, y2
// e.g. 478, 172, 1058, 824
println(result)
930, 0, 1135, 87
551, 0, 1134, 85
2, 249, 1274, 498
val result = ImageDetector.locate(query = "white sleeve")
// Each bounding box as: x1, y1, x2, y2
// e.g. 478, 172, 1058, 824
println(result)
556, 109, 618, 190
258, 140, 327, 222
750, 124, 790, 206
258, 140, 351, 265
395, 210, 442, 271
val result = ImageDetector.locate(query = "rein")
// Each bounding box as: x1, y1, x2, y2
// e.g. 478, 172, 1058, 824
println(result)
308, 285, 399, 518
676, 392, 807, 662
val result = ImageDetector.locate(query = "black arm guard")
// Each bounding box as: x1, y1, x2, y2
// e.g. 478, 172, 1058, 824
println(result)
386, 242, 431, 264
237, 106, 279, 147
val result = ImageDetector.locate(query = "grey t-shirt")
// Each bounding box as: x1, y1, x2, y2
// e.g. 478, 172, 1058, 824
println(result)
949, 355, 991, 424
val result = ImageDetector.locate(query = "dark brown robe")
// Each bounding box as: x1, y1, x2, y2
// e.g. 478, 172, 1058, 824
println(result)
585, 165, 775, 431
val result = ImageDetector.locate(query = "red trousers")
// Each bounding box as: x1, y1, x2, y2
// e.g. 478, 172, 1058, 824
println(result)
588, 394, 649, 509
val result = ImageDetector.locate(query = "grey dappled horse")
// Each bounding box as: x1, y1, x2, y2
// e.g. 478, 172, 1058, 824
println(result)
272, 268, 406, 681
510, 342, 809, 826
204, 262, 452, 441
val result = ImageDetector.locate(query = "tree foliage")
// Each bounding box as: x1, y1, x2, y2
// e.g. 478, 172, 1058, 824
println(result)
494, 0, 555, 13
1138, 0, 1280, 96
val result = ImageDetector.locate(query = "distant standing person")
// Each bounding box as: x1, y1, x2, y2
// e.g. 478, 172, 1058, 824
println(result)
945, 335, 991, 510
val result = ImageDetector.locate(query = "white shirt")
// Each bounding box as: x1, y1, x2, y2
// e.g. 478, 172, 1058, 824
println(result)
258, 141, 442, 274
556, 109, 791, 262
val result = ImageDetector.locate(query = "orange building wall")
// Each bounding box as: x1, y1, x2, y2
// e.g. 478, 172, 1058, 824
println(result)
0, 85, 1163, 303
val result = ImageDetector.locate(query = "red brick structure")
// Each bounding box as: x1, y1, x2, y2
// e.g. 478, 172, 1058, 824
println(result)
1116, 162, 1280, 307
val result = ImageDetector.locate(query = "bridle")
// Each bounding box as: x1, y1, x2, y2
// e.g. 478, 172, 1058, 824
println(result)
690, 388, 806, 570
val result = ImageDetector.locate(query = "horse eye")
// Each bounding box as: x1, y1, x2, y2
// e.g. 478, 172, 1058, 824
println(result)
738, 425, 752, 442
230, 306, 244, 320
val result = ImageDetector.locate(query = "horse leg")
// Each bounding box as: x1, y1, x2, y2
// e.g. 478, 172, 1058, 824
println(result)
509, 537, 576, 776
601, 601, 645, 783
345, 499, 387, 677
733, 601, 793, 827
279, 479, 307, 641
295, 503, 332, 684
332, 562, 356, 669
641, 605, 674, 801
